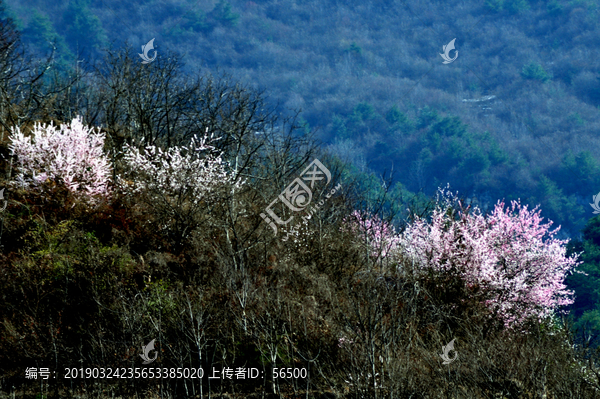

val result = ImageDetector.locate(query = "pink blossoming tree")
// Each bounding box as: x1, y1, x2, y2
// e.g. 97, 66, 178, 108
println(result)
344, 210, 400, 264
350, 198, 581, 329
8, 116, 112, 203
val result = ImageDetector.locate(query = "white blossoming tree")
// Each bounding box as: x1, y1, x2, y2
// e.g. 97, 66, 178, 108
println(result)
118, 131, 242, 250
8, 116, 112, 203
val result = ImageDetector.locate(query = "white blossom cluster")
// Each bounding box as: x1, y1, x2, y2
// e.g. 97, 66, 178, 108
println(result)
119, 132, 241, 203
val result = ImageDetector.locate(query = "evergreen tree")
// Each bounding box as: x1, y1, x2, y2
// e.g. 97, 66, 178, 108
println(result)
521, 62, 551, 82
62, 0, 107, 55
566, 216, 600, 336
22, 10, 73, 65
386, 105, 414, 135
416, 106, 440, 130
208, 0, 240, 27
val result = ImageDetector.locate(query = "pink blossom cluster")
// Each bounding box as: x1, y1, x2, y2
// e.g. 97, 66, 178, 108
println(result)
119, 132, 241, 200
350, 200, 580, 328
8, 116, 112, 202
403, 201, 580, 327
338, 336, 354, 348
344, 210, 400, 260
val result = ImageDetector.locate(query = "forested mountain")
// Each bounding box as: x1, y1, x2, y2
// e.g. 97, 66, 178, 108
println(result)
4, 0, 600, 238
2, 0, 600, 397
